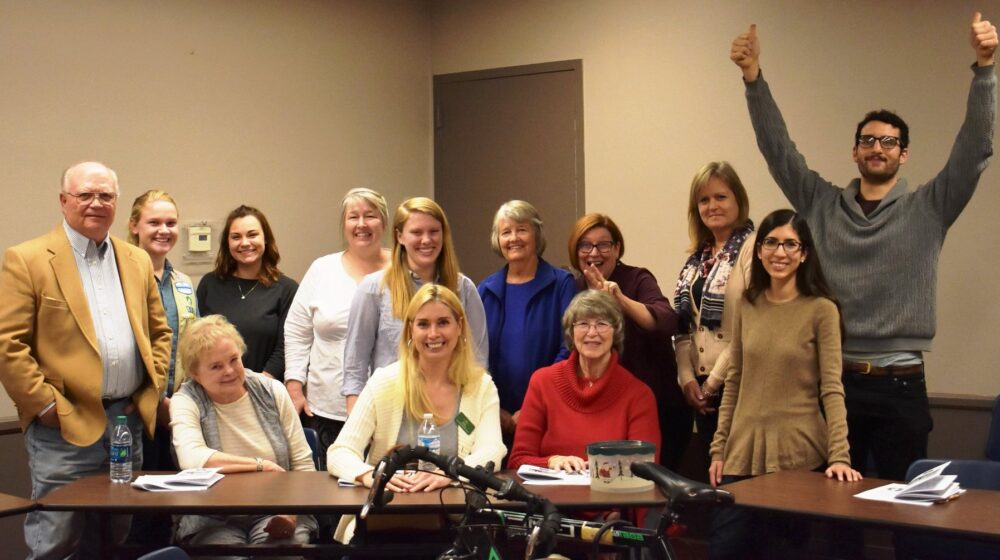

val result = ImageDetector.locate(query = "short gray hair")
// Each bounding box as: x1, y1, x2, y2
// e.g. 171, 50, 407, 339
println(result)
490, 200, 546, 257
562, 290, 624, 354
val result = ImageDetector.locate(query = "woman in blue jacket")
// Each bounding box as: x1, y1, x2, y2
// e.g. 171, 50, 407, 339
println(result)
478, 200, 577, 438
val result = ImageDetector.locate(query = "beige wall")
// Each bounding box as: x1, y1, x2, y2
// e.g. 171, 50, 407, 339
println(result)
1, 0, 998, 424
0, 0, 433, 421
431, 0, 1000, 398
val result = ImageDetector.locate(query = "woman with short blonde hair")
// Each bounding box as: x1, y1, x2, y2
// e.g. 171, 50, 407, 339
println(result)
284, 188, 391, 468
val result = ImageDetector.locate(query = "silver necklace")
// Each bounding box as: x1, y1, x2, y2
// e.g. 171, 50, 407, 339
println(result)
237, 279, 259, 300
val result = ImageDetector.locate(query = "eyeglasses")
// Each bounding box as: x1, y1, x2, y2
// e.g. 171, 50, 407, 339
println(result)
577, 241, 615, 254
572, 320, 613, 334
64, 191, 118, 205
759, 237, 803, 254
857, 135, 901, 150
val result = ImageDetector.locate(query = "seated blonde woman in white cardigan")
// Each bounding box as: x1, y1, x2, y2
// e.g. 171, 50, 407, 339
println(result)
328, 284, 505, 540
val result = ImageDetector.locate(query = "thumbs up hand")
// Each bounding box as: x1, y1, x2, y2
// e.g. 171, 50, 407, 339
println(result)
731, 24, 761, 81
971, 12, 998, 66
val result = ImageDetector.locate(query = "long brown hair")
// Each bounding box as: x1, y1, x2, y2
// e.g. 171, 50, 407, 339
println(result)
213, 205, 282, 286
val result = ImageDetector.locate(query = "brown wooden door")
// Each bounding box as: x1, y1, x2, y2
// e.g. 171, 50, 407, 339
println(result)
434, 60, 584, 284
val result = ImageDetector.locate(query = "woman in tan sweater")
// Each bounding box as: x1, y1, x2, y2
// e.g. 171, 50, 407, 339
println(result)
708, 209, 861, 559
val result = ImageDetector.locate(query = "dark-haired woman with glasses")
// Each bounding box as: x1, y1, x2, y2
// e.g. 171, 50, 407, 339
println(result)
708, 209, 860, 559
567, 214, 686, 470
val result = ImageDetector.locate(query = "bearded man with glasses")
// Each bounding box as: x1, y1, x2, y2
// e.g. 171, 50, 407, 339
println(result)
728, 13, 997, 483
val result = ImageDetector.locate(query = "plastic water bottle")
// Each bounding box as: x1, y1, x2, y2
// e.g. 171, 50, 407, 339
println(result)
417, 412, 440, 471
110, 415, 133, 483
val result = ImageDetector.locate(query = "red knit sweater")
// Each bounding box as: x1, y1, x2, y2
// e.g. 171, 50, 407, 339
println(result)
508, 352, 661, 470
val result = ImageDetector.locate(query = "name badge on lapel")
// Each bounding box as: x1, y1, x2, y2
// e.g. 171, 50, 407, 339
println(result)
455, 412, 475, 435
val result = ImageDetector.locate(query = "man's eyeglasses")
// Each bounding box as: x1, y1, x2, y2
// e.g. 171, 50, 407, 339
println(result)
577, 241, 615, 254
759, 237, 803, 254
64, 191, 118, 205
857, 135, 901, 150
572, 320, 613, 334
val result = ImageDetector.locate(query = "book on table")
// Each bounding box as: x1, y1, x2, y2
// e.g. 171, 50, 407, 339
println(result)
131, 468, 224, 492
854, 461, 965, 506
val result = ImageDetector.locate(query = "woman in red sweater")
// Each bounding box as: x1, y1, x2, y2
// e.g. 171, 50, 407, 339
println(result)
508, 289, 661, 472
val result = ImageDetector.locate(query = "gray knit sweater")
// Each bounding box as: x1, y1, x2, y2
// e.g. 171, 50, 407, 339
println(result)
746, 64, 996, 353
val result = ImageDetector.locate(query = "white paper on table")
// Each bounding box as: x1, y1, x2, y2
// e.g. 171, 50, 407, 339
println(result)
516, 464, 591, 486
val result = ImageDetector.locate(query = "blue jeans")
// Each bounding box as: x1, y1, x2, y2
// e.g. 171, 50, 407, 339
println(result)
23, 400, 142, 559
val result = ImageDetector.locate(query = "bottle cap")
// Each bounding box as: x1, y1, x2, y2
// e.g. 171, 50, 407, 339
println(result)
115, 415, 127, 424
423, 412, 433, 419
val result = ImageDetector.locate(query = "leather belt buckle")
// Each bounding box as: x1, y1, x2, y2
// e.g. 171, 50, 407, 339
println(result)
858, 361, 872, 375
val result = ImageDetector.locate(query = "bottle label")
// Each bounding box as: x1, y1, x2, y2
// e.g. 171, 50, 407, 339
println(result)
110, 444, 131, 464
417, 435, 440, 451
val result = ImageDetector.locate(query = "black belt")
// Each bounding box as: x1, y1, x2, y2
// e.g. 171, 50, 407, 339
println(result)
844, 361, 923, 378
101, 397, 130, 409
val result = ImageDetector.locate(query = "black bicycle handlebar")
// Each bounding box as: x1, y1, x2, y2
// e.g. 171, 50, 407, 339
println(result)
360, 446, 561, 559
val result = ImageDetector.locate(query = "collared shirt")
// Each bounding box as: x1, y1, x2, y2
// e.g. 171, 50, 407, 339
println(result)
63, 221, 143, 399
157, 259, 180, 396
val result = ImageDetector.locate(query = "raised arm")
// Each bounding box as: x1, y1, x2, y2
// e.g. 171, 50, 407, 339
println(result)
732, 25, 841, 213
921, 12, 997, 227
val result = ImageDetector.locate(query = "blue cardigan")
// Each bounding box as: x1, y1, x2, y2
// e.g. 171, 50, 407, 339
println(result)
478, 259, 578, 412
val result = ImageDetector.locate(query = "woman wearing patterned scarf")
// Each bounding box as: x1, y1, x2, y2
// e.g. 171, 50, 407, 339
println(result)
673, 162, 755, 447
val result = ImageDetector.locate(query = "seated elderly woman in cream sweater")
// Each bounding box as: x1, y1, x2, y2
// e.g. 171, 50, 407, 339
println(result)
328, 283, 505, 542
170, 315, 317, 549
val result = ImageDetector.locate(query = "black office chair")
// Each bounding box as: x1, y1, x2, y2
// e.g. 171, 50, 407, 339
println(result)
894, 458, 1000, 560
986, 394, 1000, 461
303, 426, 320, 470
137, 546, 190, 560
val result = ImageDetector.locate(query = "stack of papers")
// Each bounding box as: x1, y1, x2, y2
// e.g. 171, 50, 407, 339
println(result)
516, 464, 590, 486
132, 468, 224, 492
854, 461, 965, 506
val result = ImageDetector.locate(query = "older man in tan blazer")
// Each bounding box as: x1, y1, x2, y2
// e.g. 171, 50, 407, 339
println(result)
0, 161, 171, 559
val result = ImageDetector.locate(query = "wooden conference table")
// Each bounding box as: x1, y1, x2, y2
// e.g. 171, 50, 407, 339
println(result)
725, 470, 1000, 543
0, 492, 34, 518
37, 470, 665, 557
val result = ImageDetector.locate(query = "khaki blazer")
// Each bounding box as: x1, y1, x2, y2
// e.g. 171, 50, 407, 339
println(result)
0, 226, 172, 446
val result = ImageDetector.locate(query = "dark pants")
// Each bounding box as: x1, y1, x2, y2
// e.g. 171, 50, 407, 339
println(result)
843, 369, 933, 481
659, 399, 693, 473
710, 475, 811, 560
694, 375, 722, 448
127, 425, 177, 547
306, 415, 345, 472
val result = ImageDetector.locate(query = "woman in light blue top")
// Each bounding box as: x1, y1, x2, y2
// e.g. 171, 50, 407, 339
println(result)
341, 197, 488, 415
